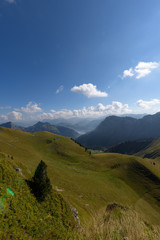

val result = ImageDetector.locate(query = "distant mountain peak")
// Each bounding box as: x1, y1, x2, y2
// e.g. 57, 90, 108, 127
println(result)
0, 121, 15, 128
0, 122, 25, 131
77, 112, 160, 149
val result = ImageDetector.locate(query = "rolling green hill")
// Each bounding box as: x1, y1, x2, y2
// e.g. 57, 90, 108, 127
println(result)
0, 127, 160, 239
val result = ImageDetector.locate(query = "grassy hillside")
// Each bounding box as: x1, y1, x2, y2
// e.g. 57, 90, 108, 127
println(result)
0, 152, 77, 239
105, 137, 160, 161
136, 138, 160, 159
105, 139, 153, 155
0, 127, 160, 239
82, 206, 160, 240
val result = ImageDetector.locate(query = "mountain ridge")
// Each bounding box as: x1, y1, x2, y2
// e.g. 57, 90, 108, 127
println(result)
0, 121, 79, 139
77, 112, 160, 149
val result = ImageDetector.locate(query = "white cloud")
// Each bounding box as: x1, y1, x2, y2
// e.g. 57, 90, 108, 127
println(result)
122, 61, 160, 79
0, 106, 11, 110
16, 102, 42, 114
0, 101, 131, 123
122, 68, 134, 78
135, 62, 160, 79
97, 103, 106, 111
38, 101, 131, 120
137, 99, 160, 109
96, 102, 131, 115
0, 111, 22, 122
5, 0, 16, 3
46, 109, 74, 119
7, 111, 22, 121
56, 85, 64, 94
71, 83, 108, 98
0, 114, 8, 122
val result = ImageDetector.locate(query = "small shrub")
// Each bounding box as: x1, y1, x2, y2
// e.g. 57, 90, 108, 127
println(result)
32, 160, 52, 202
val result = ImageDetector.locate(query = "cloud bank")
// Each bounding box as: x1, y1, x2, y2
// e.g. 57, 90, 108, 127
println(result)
15, 102, 42, 114
0, 101, 131, 122
122, 61, 160, 79
8, 111, 22, 121
71, 83, 108, 98
40, 101, 131, 120
0, 111, 22, 122
137, 99, 160, 109
1, 99, 160, 123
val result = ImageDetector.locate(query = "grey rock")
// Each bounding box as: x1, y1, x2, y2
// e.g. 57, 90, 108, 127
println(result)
15, 168, 22, 175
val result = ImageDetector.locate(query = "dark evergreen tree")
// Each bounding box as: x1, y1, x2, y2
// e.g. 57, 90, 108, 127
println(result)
33, 160, 52, 201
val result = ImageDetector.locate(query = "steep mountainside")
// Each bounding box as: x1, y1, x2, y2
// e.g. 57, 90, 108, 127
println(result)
136, 138, 160, 159
77, 112, 160, 149
105, 139, 153, 155
105, 138, 160, 160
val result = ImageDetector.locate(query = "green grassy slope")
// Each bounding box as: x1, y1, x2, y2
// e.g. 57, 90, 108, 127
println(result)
105, 137, 160, 161
105, 139, 153, 155
0, 152, 77, 239
0, 127, 160, 232
136, 138, 160, 159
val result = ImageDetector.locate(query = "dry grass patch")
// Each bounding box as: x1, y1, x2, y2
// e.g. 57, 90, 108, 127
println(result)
81, 203, 160, 240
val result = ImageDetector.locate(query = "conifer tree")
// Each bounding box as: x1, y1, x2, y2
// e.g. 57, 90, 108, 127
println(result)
33, 160, 52, 201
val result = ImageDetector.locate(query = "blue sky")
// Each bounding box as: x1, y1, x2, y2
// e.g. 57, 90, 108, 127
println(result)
1, 0, 160, 122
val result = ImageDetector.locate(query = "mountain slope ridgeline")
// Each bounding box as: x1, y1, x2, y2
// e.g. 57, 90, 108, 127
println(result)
77, 112, 160, 149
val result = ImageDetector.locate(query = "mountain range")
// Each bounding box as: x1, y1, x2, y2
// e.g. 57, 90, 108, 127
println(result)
0, 121, 79, 139
2, 112, 160, 150
77, 112, 160, 149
